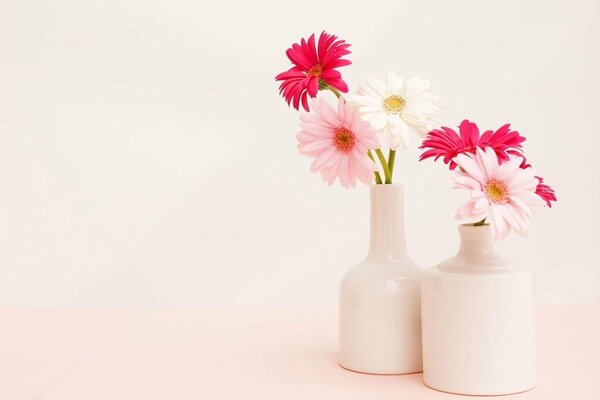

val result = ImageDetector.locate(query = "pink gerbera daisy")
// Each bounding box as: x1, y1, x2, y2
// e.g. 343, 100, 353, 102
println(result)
453, 147, 545, 240
419, 120, 527, 169
535, 176, 557, 207
276, 31, 351, 111
297, 98, 379, 188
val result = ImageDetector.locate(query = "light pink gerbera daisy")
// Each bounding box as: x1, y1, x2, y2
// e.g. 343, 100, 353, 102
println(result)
453, 147, 545, 240
419, 120, 527, 170
276, 31, 351, 111
297, 98, 379, 188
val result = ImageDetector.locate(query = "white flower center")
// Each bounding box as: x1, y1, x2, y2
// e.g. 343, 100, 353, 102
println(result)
383, 95, 406, 114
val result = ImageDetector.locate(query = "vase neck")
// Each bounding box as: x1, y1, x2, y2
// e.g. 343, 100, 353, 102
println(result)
457, 224, 497, 258
438, 224, 516, 273
367, 184, 408, 261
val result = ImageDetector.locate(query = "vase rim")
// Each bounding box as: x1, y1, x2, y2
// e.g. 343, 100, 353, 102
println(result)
458, 223, 490, 229
369, 183, 404, 188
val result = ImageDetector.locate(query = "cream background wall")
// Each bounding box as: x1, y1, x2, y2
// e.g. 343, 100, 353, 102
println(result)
0, 0, 598, 306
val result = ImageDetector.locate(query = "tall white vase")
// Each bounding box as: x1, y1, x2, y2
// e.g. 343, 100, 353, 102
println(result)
421, 224, 536, 395
339, 184, 422, 375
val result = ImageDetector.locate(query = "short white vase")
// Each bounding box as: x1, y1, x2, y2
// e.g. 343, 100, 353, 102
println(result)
421, 224, 536, 395
339, 184, 422, 375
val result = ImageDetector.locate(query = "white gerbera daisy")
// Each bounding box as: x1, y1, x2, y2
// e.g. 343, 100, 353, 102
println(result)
351, 71, 442, 150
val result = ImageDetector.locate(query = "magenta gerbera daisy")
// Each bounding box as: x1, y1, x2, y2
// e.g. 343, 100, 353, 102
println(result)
419, 120, 527, 169
535, 176, 557, 207
276, 31, 351, 112
297, 98, 379, 188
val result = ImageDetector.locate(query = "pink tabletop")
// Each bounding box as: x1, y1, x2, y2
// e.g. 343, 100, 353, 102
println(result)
1, 304, 599, 399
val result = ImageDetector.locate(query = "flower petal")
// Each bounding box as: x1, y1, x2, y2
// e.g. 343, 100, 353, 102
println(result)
455, 153, 485, 182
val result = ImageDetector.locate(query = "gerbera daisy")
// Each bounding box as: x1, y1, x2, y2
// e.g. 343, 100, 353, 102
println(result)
453, 147, 545, 240
351, 71, 442, 150
419, 120, 527, 169
535, 176, 557, 207
275, 31, 351, 112
297, 98, 379, 188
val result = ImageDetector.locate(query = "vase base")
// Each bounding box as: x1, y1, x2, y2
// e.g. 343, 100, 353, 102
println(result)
339, 362, 422, 376
423, 378, 537, 397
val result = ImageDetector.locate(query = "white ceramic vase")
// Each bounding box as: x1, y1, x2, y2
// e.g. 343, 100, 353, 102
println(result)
339, 184, 422, 375
421, 224, 536, 395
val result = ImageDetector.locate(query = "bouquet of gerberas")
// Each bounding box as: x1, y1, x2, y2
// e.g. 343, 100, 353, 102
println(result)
419, 120, 557, 239
275, 31, 442, 187
275, 32, 559, 387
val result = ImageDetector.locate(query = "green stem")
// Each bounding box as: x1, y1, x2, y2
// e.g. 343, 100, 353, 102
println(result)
327, 86, 342, 98
374, 149, 392, 184
388, 149, 396, 180
473, 218, 487, 226
318, 80, 342, 98
367, 150, 383, 184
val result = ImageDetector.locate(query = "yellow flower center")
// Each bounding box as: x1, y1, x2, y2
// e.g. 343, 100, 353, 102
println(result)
333, 127, 356, 153
307, 64, 322, 78
484, 179, 508, 204
383, 95, 406, 114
